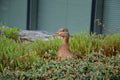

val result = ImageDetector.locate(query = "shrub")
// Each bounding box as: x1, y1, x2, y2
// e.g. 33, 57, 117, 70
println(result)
101, 34, 120, 56
27, 38, 61, 60
69, 33, 120, 56
69, 33, 103, 55
0, 24, 20, 41
0, 36, 39, 72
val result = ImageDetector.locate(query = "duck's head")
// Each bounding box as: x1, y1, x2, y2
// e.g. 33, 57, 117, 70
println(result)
55, 28, 69, 38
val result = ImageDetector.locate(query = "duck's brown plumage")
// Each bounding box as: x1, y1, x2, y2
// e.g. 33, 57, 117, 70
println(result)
55, 28, 79, 60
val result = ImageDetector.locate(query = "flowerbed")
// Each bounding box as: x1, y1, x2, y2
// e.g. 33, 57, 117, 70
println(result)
0, 25, 120, 80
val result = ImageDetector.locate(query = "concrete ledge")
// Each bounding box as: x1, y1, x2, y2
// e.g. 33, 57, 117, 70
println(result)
19, 30, 53, 41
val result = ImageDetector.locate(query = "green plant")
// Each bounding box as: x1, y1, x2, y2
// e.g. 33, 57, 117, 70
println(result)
0, 36, 39, 72
69, 33, 102, 55
28, 38, 61, 60
0, 24, 20, 41
1, 53, 120, 80
101, 34, 120, 56
0, 29, 120, 79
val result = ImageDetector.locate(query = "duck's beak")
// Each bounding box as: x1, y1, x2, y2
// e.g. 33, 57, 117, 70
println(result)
56, 32, 61, 36
52, 32, 60, 37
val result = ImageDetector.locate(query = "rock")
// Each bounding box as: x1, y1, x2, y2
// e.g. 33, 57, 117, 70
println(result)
19, 30, 52, 42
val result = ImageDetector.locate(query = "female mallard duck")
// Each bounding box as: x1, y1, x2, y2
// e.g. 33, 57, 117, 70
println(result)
55, 28, 79, 59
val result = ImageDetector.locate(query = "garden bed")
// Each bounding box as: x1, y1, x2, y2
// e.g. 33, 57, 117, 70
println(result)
0, 26, 120, 79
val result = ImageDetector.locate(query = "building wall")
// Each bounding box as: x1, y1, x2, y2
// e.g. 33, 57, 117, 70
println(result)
103, 0, 120, 34
0, 0, 27, 29
94, 0, 120, 34
37, 0, 92, 33
0, 0, 92, 34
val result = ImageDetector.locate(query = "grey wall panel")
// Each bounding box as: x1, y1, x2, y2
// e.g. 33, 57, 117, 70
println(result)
37, 0, 92, 34
37, 0, 67, 33
67, 0, 92, 33
0, 0, 27, 29
103, 0, 120, 34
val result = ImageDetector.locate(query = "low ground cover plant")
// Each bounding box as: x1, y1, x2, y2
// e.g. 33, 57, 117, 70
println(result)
0, 25, 120, 79
1, 53, 120, 80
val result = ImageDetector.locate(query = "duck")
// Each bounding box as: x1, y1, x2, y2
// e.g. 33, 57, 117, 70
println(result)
55, 28, 79, 60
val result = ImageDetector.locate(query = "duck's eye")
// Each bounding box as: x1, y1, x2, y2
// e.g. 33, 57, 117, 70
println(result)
62, 29, 65, 32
